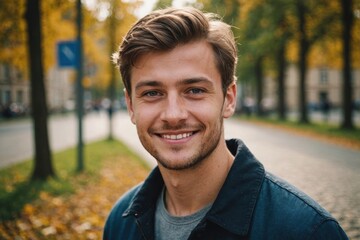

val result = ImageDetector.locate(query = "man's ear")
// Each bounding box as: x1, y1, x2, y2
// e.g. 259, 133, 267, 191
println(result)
125, 89, 136, 124
223, 82, 237, 119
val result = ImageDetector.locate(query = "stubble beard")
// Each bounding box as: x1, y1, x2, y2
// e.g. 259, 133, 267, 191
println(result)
138, 117, 224, 171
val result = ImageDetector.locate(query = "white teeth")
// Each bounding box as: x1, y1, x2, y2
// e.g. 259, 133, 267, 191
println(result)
162, 132, 193, 140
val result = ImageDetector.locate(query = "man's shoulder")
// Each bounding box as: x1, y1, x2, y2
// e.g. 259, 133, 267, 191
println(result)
263, 172, 331, 218
251, 172, 348, 239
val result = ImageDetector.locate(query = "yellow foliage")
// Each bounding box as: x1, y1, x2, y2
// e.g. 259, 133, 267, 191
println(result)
239, 0, 262, 22
42, 0, 76, 71
353, 18, 360, 67
83, 76, 92, 88
309, 40, 342, 68
0, 151, 149, 239
0, 0, 142, 91
0, 0, 27, 72
23, 204, 35, 215
81, 0, 140, 90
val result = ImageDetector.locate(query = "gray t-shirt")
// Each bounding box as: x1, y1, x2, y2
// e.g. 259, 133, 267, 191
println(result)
155, 188, 212, 240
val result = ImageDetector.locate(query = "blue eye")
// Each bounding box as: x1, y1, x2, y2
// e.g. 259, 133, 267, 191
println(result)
188, 88, 204, 94
144, 91, 160, 97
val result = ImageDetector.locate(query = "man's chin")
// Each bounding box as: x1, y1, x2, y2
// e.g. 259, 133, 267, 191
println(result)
156, 154, 202, 171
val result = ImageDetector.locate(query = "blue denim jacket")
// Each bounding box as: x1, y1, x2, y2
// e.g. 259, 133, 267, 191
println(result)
103, 139, 348, 240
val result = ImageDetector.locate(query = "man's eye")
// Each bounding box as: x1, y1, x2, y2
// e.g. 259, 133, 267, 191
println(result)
144, 91, 161, 97
188, 88, 204, 94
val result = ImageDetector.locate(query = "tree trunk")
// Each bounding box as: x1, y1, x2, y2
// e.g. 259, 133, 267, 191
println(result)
277, 46, 286, 120
341, 0, 354, 129
255, 57, 264, 116
25, 0, 55, 180
297, 0, 309, 124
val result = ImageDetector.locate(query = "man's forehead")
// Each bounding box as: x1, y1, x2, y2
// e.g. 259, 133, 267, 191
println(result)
132, 41, 213, 67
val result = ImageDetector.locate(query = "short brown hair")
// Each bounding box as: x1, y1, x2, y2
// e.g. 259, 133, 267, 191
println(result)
113, 7, 237, 96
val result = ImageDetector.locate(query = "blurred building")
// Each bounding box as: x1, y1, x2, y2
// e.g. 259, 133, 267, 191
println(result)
263, 65, 360, 112
46, 66, 74, 112
0, 63, 74, 117
0, 64, 30, 117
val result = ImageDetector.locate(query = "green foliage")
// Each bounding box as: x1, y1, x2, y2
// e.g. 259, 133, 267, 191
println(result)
153, 0, 173, 10
237, 0, 294, 83
230, 0, 360, 84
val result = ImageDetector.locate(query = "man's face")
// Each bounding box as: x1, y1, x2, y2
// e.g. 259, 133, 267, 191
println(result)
126, 41, 236, 170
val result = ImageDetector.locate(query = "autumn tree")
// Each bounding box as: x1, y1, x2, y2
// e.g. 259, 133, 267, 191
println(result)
153, 0, 173, 9
199, 0, 359, 127
306, 0, 360, 129
1, 0, 144, 177
0, 1, 27, 72
203, 0, 291, 117
293, 0, 340, 123
341, 0, 354, 129
25, 0, 55, 180
266, 0, 293, 120
1, 0, 75, 179
200, 0, 240, 25
89, 0, 140, 140
236, 0, 274, 116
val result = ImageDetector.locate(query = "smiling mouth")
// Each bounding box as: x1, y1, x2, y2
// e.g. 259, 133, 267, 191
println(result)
161, 132, 194, 140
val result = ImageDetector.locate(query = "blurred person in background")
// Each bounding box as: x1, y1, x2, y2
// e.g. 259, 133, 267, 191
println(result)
104, 7, 348, 240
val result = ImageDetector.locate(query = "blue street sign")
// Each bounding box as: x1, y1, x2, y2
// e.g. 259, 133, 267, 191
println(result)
57, 41, 79, 68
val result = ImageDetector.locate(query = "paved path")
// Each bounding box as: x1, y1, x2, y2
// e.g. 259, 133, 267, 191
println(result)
0, 113, 109, 168
113, 113, 156, 167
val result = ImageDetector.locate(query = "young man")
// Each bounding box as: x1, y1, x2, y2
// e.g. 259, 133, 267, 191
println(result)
104, 7, 348, 240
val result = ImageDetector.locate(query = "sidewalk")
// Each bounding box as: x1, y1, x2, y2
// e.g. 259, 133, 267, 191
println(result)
113, 112, 157, 168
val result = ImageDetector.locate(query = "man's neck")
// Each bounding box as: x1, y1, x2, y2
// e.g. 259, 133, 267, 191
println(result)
159, 143, 234, 217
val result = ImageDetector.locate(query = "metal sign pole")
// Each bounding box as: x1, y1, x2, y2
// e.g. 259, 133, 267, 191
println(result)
76, 0, 84, 171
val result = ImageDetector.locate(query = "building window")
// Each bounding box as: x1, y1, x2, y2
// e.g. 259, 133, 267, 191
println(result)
0, 64, 5, 81
319, 67, 328, 85
17, 90, 23, 104
4, 90, 11, 104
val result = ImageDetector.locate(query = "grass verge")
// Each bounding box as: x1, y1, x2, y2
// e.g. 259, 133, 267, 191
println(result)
0, 139, 150, 221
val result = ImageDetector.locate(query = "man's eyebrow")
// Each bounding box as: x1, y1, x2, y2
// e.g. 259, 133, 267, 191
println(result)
134, 80, 164, 91
134, 77, 214, 91
177, 77, 214, 86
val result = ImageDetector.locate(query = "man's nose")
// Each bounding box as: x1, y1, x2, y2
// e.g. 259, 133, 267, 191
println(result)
160, 94, 188, 125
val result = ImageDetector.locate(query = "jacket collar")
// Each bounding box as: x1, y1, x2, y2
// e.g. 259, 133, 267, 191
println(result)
122, 167, 164, 240
124, 139, 265, 237
124, 167, 164, 217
